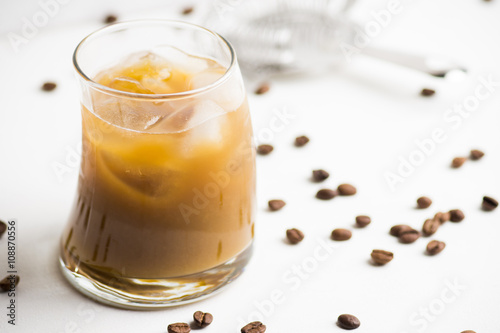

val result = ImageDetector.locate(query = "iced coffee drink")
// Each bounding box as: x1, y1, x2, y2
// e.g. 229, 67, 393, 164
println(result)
60, 21, 255, 308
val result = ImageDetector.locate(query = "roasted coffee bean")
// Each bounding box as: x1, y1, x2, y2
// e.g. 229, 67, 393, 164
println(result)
426, 240, 446, 255
434, 212, 450, 224
422, 218, 440, 236
257, 144, 273, 155
286, 228, 304, 244
470, 149, 484, 160
294, 135, 310, 147
312, 169, 329, 182
355, 215, 371, 228
337, 184, 356, 196
451, 157, 467, 168
41, 82, 57, 91
104, 15, 117, 23
389, 224, 413, 237
482, 196, 498, 211
449, 209, 465, 222
331, 228, 352, 241
241, 321, 266, 333
0, 220, 6, 237
337, 314, 361, 330
399, 229, 420, 244
420, 88, 435, 97
371, 250, 393, 265
0, 275, 20, 292
268, 199, 286, 211
182, 6, 194, 15
255, 83, 270, 95
193, 311, 213, 328
417, 196, 432, 209
316, 189, 337, 200
167, 323, 190, 333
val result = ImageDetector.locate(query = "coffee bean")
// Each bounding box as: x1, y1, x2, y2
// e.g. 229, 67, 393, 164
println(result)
399, 229, 420, 244
193, 311, 213, 328
294, 135, 310, 147
0, 220, 6, 237
255, 83, 270, 95
182, 6, 194, 15
0, 275, 20, 292
338, 184, 356, 196
451, 157, 467, 168
104, 15, 117, 24
420, 88, 435, 97
41, 82, 57, 91
241, 321, 266, 333
470, 149, 484, 160
371, 250, 394, 265
257, 144, 273, 155
434, 212, 450, 224
449, 209, 465, 222
268, 199, 285, 211
167, 323, 190, 333
355, 215, 371, 228
389, 224, 413, 237
337, 314, 361, 330
316, 189, 337, 200
482, 196, 498, 211
426, 240, 446, 255
312, 169, 329, 182
422, 218, 440, 236
417, 196, 432, 209
331, 228, 352, 241
286, 228, 304, 244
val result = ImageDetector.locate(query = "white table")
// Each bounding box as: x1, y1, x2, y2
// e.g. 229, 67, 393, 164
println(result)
1, 0, 500, 332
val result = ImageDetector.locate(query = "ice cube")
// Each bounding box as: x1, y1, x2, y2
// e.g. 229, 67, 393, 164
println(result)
108, 77, 154, 94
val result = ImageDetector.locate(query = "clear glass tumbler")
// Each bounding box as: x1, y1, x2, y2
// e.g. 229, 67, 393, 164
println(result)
60, 20, 256, 309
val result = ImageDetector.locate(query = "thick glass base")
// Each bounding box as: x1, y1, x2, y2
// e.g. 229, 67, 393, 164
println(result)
59, 243, 253, 309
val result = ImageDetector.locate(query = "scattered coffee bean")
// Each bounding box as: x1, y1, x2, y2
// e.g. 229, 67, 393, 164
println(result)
434, 211, 450, 224
399, 229, 420, 244
255, 83, 270, 95
355, 215, 371, 228
257, 144, 273, 155
470, 149, 484, 160
0, 275, 20, 292
294, 135, 310, 147
337, 184, 356, 196
449, 209, 465, 222
389, 224, 413, 237
104, 15, 117, 24
371, 249, 394, 265
426, 240, 446, 255
312, 169, 329, 182
316, 189, 337, 200
193, 311, 213, 328
482, 196, 498, 211
286, 228, 304, 244
417, 196, 432, 209
331, 228, 352, 241
337, 314, 361, 330
420, 88, 435, 97
451, 157, 467, 168
182, 6, 194, 15
0, 220, 6, 237
268, 199, 286, 211
422, 218, 440, 236
41, 82, 57, 91
241, 321, 266, 333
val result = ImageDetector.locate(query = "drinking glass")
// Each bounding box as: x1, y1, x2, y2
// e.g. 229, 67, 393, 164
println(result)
60, 20, 256, 309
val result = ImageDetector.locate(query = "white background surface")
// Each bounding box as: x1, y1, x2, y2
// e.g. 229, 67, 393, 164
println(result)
1, 0, 500, 332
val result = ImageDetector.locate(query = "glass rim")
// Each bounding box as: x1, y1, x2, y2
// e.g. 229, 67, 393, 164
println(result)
73, 19, 237, 100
